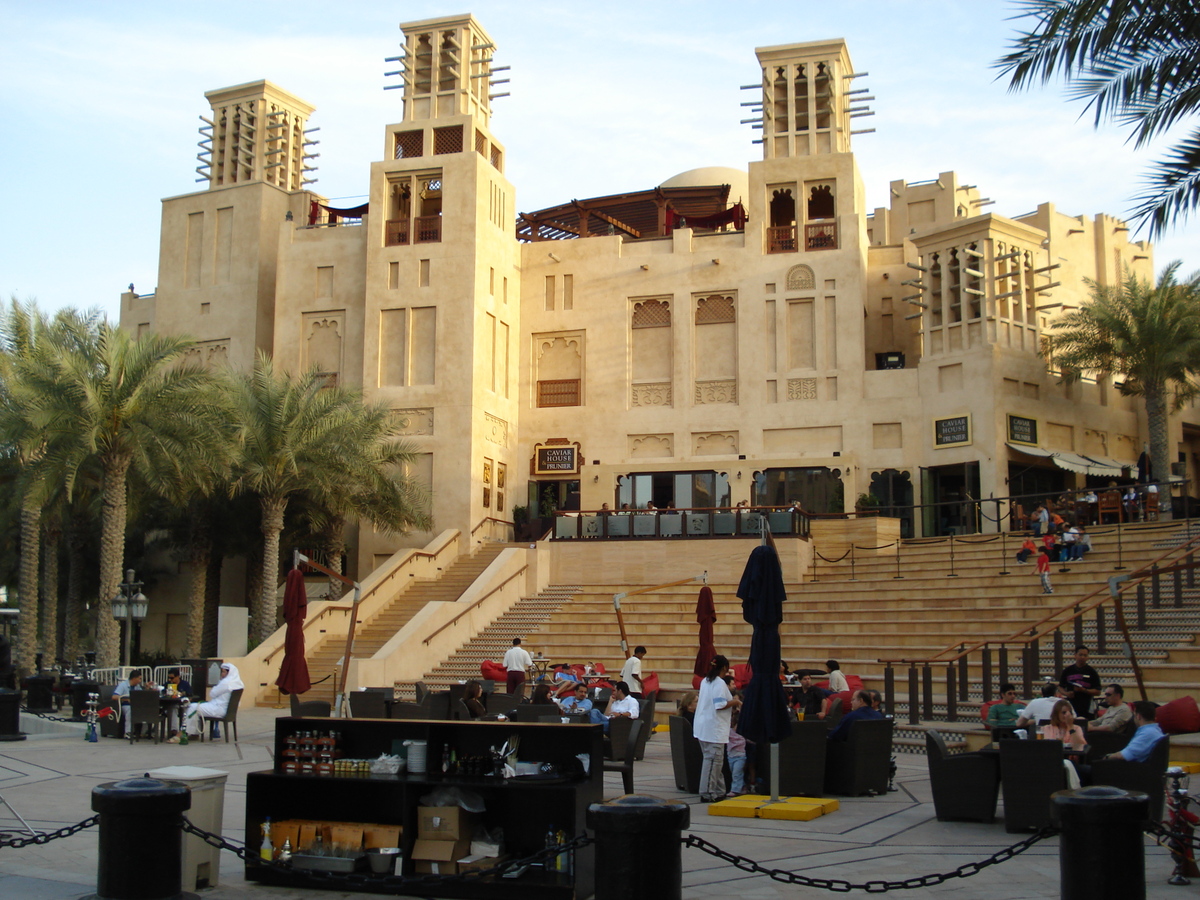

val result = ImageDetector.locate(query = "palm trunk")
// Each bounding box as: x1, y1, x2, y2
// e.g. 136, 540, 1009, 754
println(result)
16, 498, 41, 681
202, 550, 222, 656
97, 453, 133, 667
322, 517, 347, 599
40, 517, 61, 666
185, 509, 212, 658
256, 495, 288, 645
62, 512, 88, 664
1145, 387, 1172, 514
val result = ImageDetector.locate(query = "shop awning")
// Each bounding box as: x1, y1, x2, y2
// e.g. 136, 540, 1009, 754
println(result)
1006, 443, 1129, 478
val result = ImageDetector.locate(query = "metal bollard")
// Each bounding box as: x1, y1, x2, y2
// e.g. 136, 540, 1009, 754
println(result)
587, 795, 690, 900
1052, 785, 1148, 900
0, 688, 24, 741
24, 674, 55, 712
88, 778, 193, 900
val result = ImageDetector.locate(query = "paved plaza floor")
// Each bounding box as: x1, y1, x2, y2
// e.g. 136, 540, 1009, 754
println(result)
0, 706, 1183, 899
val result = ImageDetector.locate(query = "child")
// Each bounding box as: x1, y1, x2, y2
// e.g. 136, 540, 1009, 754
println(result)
1035, 547, 1053, 594
727, 701, 753, 795
1041, 532, 1058, 563
1016, 536, 1038, 564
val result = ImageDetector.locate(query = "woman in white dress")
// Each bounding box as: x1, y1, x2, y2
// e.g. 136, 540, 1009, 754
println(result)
184, 663, 244, 737
693, 654, 742, 802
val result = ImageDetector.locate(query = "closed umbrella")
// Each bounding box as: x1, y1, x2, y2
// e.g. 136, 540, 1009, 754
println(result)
692, 585, 717, 685
735, 544, 792, 745
275, 567, 312, 695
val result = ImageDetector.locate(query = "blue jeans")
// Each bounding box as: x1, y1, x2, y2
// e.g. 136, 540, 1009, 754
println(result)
729, 754, 746, 793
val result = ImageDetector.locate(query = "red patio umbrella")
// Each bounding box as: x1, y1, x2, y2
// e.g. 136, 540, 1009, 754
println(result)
692, 585, 717, 688
275, 567, 312, 695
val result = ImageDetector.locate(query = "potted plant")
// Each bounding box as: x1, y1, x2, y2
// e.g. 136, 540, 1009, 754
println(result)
855, 492, 882, 516
512, 505, 530, 541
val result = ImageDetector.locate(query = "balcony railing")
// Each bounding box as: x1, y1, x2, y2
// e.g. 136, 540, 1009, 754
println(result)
536, 378, 581, 408
805, 221, 838, 251
767, 225, 797, 254
385, 219, 410, 246
385, 215, 442, 246
552, 506, 810, 540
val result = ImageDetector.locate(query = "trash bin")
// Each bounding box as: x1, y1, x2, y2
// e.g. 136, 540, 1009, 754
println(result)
147, 766, 230, 890
0, 688, 24, 741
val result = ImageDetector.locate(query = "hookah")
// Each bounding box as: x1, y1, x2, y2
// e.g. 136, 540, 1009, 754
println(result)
84, 692, 100, 743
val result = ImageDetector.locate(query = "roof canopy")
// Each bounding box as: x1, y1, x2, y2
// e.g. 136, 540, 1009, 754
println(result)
517, 184, 738, 242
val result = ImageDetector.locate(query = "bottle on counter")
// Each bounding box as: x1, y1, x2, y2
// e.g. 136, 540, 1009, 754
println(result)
260, 818, 273, 861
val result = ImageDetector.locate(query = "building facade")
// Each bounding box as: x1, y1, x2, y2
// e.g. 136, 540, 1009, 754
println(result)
122, 13, 1199, 582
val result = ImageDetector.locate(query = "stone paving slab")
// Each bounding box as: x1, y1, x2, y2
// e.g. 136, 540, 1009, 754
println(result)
0, 707, 1185, 899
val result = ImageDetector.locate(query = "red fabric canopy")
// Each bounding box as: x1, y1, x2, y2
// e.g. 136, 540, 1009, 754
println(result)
692, 585, 717, 679
275, 568, 312, 695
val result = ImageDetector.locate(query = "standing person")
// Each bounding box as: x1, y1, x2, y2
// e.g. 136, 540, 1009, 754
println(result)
620, 646, 646, 698
727, 701, 753, 795
1032, 505, 1049, 536
184, 663, 243, 739
694, 655, 741, 802
1061, 645, 1101, 719
503, 638, 533, 698
1035, 546, 1053, 594
825, 660, 849, 693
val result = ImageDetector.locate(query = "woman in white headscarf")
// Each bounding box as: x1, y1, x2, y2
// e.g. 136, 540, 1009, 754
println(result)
184, 663, 244, 738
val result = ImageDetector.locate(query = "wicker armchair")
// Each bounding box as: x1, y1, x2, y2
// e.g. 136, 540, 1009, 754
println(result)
1090, 735, 1169, 823
757, 720, 828, 797
926, 730, 1000, 823
1000, 738, 1067, 832
824, 718, 893, 796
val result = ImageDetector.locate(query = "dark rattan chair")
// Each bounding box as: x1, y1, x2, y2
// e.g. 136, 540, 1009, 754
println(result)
289, 693, 332, 717
1085, 718, 1136, 759
824, 718, 893, 796
605, 715, 635, 761
1090, 735, 1169, 823
199, 688, 242, 743
347, 690, 387, 718
485, 692, 518, 716
603, 719, 642, 795
388, 701, 427, 720
758, 720, 828, 797
126, 690, 161, 744
669, 715, 702, 793
633, 695, 656, 761
926, 730, 1000, 823
1000, 738, 1067, 832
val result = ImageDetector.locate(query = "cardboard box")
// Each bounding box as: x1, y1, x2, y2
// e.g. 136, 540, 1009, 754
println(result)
456, 853, 507, 874
363, 824, 402, 849
412, 838, 471, 875
417, 806, 476, 841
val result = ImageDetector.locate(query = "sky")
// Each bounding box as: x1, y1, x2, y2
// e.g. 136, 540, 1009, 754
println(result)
3, 1, 1197, 321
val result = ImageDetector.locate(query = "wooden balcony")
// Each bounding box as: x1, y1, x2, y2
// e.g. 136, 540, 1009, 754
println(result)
805, 221, 838, 251
767, 225, 797, 254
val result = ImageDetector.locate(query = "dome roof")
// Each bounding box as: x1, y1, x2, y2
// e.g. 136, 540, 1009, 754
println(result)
660, 166, 749, 204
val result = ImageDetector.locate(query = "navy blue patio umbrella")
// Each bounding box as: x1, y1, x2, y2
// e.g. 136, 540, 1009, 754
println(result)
735, 543, 792, 745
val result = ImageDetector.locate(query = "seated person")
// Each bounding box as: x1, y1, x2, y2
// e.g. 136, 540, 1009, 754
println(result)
588, 681, 639, 732
462, 680, 486, 719
792, 674, 831, 718
1073, 525, 1093, 559
677, 690, 698, 725
1088, 684, 1133, 732
526, 683, 556, 706
1016, 537, 1038, 564
162, 668, 192, 741
1041, 699, 1086, 749
112, 671, 154, 732
985, 683, 1024, 730
827, 690, 883, 741
825, 659, 849, 694
1016, 682, 1063, 729
557, 683, 593, 715
867, 689, 885, 714
1101, 701, 1163, 762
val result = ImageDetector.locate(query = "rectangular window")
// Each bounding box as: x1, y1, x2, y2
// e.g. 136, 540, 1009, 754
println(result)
379, 307, 436, 386
563, 274, 573, 310
388, 262, 399, 290
316, 266, 334, 299
385, 171, 442, 246
185, 212, 203, 288
419, 258, 430, 286
537, 379, 581, 407
489, 267, 495, 295
545, 275, 555, 311
215, 207, 233, 284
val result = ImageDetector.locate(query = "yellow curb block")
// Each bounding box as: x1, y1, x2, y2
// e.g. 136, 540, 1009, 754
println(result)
707, 794, 840, 820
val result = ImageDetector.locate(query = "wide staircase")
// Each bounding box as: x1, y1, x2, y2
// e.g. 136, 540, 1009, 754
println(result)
412, 520, 1200, 753
275, 543, 507, 707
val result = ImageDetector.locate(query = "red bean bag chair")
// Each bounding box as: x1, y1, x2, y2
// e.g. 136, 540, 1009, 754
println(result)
480, 660, 507, 682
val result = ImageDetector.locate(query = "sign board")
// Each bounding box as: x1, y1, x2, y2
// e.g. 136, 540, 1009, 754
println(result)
532, 440, 581, 476
933, 415, 971, 448
1007, 414, 1038, 446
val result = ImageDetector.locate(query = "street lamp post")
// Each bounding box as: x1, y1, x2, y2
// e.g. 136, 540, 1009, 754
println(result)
111, 569, 148, 669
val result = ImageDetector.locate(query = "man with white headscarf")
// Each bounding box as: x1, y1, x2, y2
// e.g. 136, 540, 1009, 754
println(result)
184, 662, 244, 739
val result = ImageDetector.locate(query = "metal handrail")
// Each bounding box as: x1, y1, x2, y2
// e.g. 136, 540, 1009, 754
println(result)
471, 516, 514, 537
422, 566, 528, 645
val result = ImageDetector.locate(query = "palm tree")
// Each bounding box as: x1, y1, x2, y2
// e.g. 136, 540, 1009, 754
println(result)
227, 353, 432, 643
996, 0, 1200, 235
28, 323, 224, 666
1042, 261, 1200, 512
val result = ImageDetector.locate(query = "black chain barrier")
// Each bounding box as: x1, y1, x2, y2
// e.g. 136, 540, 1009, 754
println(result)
683, 828, 1057, 892
180, 817, 593, 891
0, 815, 99, 849
19, 705, 77, 723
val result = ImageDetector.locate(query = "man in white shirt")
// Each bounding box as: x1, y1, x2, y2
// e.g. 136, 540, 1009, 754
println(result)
620, 646, 646, 697
588, 681, 640, 732
503, 638, 533, 698
1016, 682, 1063, 728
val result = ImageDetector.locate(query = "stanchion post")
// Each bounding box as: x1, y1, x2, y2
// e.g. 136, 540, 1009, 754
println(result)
587, 795, 689, 900
88, 777, 192, 900
1052, 786, 1149, 900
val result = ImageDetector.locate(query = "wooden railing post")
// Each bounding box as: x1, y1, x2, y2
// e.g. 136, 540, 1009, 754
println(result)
1174, 567, 1184, 609
1073, 606, 1084, 648
1053, 629, 1063, 678
1096, 603, 1107, 654
922, 664, 933, 721
945, 665, 957, 722
884, 665, 895, 717
1188, 551, 1196, 589
1022, 638, 1036, 697
907, 665, 919, 726
1152, 563, 1161, 608
958, 650, 969, 703
981, 647, 993, 703
1136, 583, 1147, 629
998, 646, 1009, 688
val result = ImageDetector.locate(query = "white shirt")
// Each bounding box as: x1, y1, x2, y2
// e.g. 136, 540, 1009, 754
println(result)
608, 695, 640, 718
693, 675, 733, 743
1018, 696, 1058, 724
503, 645, 533, 672
828, 670, 849, 693
619, 655, 642, 687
